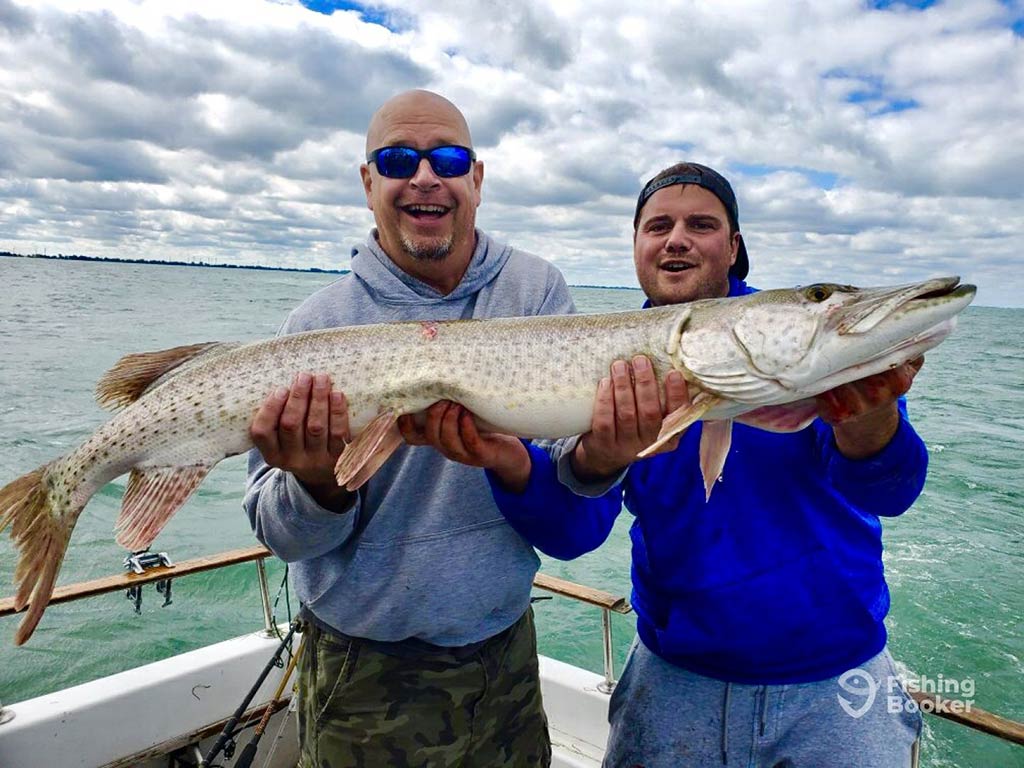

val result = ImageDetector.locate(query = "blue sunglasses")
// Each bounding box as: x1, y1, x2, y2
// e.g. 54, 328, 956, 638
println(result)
367, 145, 476, 179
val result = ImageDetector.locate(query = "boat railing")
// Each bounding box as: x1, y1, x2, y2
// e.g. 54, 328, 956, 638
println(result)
1, 546, 1022, 753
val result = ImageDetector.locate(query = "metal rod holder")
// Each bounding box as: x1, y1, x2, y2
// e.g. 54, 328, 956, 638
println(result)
255, 558, 274, 636
597, 608, 616, 693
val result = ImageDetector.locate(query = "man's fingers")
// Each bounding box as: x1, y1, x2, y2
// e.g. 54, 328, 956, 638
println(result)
305, 373, 331, 455
632, 356, 662, 443
327, 390, 350, 456
437, 402, 470, 459
590, 376, 616, 437
457, 409, 489, 458
664, 371, 690, 414
422, 401, 453, 448
397, 413, 428, 445
250, 386, 290, 459
610, 360, 639, 438
278, 372, 314, 454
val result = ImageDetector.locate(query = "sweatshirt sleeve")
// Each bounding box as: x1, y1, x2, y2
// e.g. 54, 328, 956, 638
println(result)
539, 266, 577, 316
486, 442, 623, 560
815, 398, 928, 517
243, 447, 360, 562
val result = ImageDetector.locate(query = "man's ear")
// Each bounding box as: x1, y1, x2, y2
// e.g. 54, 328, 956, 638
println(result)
730, 232, 742, 266
472, 160, 484, 206
360, 164, 374, 210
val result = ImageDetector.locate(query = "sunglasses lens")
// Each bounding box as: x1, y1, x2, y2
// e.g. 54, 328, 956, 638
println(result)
375, 147, 420, 178
428, 146, 473, 178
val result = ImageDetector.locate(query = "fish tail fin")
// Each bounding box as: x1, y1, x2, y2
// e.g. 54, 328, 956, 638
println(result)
0, 462, 76, 645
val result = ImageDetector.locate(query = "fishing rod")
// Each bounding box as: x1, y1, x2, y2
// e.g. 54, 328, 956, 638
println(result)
232, 635, 306, 768
199, 618, 300, 768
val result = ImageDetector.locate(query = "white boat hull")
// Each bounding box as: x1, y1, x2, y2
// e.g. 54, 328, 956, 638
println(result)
0, 630, 610, 767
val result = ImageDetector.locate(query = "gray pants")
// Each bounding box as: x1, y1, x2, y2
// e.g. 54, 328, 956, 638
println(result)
604, 639, 922, 768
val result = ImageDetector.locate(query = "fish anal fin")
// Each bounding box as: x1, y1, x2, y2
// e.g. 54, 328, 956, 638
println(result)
335, 411, 402, 491
637, 394, 721, 458
699, 419, 733, 502
115, 465, 212, 551
736, 399, 819, 433
95, 342, 236, 410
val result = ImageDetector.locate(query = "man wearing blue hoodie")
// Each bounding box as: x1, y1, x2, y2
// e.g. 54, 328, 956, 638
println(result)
424, 163, 927, 766
243, 90, 572, 768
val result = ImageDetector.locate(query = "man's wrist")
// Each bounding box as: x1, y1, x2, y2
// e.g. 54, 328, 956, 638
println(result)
297, 473, 354, 513
489, 441, 531, 494
832, 403, 900, 460
570, 443, 625, 484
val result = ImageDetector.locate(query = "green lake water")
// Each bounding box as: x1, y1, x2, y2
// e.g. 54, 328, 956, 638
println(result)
0, 257, 1020, 766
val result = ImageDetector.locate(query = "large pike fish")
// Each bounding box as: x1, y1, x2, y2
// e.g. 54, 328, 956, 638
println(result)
1, 276, 975, 643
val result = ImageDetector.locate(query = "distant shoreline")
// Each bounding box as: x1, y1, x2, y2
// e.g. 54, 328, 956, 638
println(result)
0, 250, 346, 276
0, 250, 642, 290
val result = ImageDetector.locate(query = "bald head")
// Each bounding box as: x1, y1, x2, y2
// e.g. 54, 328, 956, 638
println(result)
365, 90, 473, 154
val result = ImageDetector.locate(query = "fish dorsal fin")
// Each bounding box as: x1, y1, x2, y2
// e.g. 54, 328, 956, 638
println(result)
637, 392, 721, 458
115, 464, 213, 551
334, 411, 403, 491
699, 419, 733, 501
95, 342, 237, 410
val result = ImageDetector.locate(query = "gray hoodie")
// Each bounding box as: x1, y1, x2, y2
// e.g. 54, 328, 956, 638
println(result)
244, 230, 575, 646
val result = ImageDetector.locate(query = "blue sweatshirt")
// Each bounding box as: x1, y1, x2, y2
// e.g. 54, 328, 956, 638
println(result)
489, 277, 928, 684
244, 230, 575, 647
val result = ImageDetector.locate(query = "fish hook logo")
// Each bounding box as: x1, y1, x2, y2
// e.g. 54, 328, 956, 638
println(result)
837, 668, 877, 719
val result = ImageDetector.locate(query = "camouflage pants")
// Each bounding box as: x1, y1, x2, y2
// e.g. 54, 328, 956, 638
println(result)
296, 609, 551, 768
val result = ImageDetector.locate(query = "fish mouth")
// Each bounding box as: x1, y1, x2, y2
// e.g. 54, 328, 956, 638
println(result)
837, 276, 977, 335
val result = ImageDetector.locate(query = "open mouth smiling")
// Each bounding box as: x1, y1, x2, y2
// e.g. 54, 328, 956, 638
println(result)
400, 203, 451, 220
660, 260, 697, 273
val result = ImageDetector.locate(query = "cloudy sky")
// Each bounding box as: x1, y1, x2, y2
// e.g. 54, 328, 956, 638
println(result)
1, 0, 1021, 306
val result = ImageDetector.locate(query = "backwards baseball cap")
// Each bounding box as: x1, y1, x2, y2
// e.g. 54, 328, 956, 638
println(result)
633, 162, 749, 280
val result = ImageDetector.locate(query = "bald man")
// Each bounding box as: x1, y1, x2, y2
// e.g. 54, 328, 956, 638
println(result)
244, 90, 570, 767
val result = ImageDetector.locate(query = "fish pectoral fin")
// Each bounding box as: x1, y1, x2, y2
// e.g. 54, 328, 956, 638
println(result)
699, 419, 733, 502
95, 341, 240, 410
334, 411, 403, 491
637, 393, 721, 458
736, 399, 819, 432
115, 464, 213, 551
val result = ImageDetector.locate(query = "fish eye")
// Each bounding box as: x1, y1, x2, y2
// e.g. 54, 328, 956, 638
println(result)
804, 285, 833, 303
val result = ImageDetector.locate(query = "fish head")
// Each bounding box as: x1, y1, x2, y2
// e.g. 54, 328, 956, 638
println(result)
730, 276, 976, 397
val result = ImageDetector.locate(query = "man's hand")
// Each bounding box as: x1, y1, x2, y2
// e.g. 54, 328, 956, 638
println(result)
250, 371, 352, 510
816, 356, 924, 459
571, 356, 690, 483
398, 404, 531, 493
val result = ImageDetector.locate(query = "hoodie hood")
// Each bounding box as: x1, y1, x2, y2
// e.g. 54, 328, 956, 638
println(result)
350, 229, 513, 305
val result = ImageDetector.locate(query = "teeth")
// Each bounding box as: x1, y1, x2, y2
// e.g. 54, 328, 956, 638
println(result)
406, 205, 447, 214
662, 263, 693, 272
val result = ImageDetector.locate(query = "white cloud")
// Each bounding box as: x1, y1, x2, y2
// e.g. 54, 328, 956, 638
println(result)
0, 0, 1021, 306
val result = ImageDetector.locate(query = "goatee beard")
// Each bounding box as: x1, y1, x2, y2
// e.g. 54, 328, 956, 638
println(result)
402, 234, 453, 262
